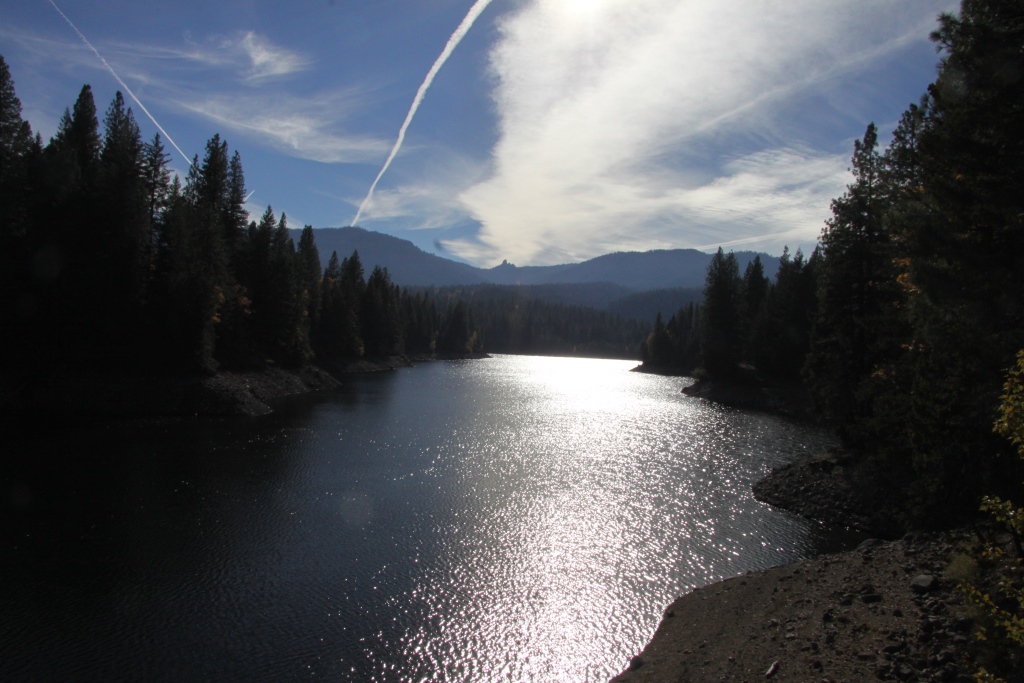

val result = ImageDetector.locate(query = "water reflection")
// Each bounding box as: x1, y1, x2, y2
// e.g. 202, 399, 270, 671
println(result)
0, 355, 859, 682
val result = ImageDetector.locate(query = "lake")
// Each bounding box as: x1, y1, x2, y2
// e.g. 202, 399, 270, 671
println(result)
0, 355, 860, 681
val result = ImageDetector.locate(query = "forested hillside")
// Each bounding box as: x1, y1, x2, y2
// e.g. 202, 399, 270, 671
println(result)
427, 285, 649, 359
642, 0, 1024, 530
0, 60, 652, 396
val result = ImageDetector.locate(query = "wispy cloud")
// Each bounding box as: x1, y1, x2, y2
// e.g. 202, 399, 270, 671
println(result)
234, 31, 312, 80
5, 23, 379, 165
447, 145, 850, 264
110, 30, 312, 81
443, 0, 954, 266
177, 91, 390, 163
353, 149, 489, 231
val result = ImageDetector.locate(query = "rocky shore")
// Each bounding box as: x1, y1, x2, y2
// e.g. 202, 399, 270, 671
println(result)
753, 449, 906, 539
611, 422, 981, 681
0, 355, 431, 417
681, 376, 815, 420
611, 532, 974, 683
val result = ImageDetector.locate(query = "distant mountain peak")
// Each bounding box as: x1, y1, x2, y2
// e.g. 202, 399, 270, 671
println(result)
296, 226, 780, 292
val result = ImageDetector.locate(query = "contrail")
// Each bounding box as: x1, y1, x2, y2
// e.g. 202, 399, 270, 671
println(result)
46, 0, 193, 168
350, 0, 494, 227
244, 189, 256, 202
693, 229, 809, 251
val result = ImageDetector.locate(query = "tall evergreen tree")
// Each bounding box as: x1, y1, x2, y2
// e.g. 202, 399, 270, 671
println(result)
641, 312, 673, 367
0, 55, 35, 373
437, 300, 477, 355
804, 124, 890, 439
99, 94, 148, 283
317, 250, 362, 358
700, 248, 742, 378
895, 0, 1024, 520
270, 212, 311, 365
740, 255, 769, 362
0, 55, 33, 242
50, 84, 101, 185
361, 265, 402, 357
297, 225, 322, 340
223, 150, 248, 263
142, 133, 171, 230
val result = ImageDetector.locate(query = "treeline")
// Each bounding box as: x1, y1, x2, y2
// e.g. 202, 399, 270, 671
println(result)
645, 0, 1024, 527
0, 55, 653, 386
640, 248, 816, 378
0, 60, 484, 381
805, 0, 1024, 526
430, 285, 648, 359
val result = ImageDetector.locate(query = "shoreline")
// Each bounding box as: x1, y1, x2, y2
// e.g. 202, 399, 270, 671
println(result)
610, 531, 973, 683
0, 353, 490, 418
681, 376, 815, 420
609, 452, 976, 682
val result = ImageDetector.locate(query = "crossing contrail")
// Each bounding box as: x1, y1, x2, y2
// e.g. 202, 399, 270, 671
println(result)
350, 0, 494, 227
46, 0, 193, 168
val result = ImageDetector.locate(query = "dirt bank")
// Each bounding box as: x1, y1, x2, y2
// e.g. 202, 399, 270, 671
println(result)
612, 532, 975, 683
609, 428, 984, 681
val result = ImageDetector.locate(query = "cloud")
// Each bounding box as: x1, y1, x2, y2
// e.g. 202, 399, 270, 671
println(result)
353, 149, 489, 230
675, 147, 852, 251
446, 145, 850, 264
234, 31, 312, 80
83, 32, 368, 163
107, 31, 311, 81
177, 91, 390, 163
445, 0, 954, 266
106, 33, 378, 163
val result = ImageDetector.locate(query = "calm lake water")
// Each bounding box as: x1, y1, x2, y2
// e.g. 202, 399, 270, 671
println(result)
1, 355, 860, 682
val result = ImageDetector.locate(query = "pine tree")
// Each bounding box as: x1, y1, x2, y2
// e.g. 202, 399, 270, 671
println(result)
0, 55, 33, 242
50, 84, 101, 185
297, 225, 322, 340
224, 150, 248, 264
805, 124, 890, 439
437, 300, 474, 355
740, 255, 769, 363
700, 248, 742, 378
270, 212, 311, 365
317, 250, 361, 358
896, 0, 1024, 521
142, 134, 171, 232
641, 312, 673, 367
361, 265, 402, 357
0, 55, 35, 373
99, 93, 148, 284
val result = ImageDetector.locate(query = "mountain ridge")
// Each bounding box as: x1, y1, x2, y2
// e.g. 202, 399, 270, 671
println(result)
292, 226, 782, 292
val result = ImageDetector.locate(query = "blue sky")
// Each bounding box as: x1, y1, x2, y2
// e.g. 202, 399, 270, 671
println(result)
1, 0, 957, 266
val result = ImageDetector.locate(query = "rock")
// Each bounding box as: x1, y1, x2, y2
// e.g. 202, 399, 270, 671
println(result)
911, 575, 938, 594
765, 660, 780, 678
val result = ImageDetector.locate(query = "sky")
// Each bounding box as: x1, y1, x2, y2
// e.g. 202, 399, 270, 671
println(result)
0, 0, 958, 267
